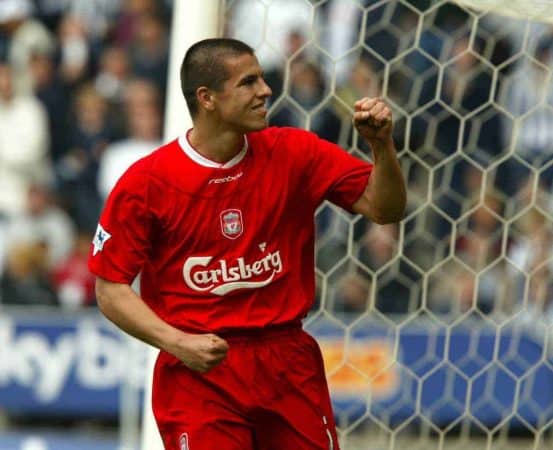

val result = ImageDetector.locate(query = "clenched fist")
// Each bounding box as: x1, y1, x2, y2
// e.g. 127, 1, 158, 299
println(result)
352, 97, 393, 143
171, 333, 229, 373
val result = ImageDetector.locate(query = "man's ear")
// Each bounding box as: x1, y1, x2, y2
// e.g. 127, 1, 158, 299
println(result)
196, 87, 215, 112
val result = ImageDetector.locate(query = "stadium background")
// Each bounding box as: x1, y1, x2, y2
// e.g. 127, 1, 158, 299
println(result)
1, 0, 553, 449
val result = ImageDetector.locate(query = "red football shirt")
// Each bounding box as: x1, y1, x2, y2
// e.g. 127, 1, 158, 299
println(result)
88, 127, 372, 333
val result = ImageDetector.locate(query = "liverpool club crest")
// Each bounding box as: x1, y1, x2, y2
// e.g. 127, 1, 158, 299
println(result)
220, 209, 244, 239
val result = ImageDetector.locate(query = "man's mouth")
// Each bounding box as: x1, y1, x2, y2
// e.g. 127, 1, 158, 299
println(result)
253, 104, 267, 116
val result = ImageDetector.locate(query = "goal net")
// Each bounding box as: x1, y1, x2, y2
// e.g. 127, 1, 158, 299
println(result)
224, 1, 553, 449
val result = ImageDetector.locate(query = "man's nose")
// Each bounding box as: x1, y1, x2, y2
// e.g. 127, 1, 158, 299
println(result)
259, 79, 272, 98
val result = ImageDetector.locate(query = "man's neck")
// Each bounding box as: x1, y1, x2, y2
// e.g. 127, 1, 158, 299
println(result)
188, 125, 245, 164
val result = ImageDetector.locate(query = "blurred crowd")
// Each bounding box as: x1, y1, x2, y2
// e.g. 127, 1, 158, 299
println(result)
229, 0, 553, 325
0, 0, 171, 308
1, 0, 553, 327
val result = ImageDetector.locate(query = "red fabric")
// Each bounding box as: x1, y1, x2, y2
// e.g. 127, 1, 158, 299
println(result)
88, 127, 372, 333
152, 327, 340, 450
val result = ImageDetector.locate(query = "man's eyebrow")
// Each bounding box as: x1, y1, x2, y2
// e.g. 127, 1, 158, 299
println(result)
238, 71, 264, 84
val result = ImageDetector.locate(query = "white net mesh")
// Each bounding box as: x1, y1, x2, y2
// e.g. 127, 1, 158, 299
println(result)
225, 1, 553, 448
454, 0, 553, 24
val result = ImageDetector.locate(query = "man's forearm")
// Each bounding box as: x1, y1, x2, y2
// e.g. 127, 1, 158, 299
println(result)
367, 138, 406, 222
95, 279, 183, 352
350, 98, 406, 223
352, 137, 406, 223
94, 278, 230, 372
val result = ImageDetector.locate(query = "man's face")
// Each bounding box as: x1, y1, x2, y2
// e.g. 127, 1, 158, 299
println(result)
211, 53, 272, 133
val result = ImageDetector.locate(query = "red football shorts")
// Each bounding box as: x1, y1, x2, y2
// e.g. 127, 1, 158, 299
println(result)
152, 325, 340, 450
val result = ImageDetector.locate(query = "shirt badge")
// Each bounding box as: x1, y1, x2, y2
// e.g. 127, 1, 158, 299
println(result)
92, 224, 112, 255
220, 209, 243, 239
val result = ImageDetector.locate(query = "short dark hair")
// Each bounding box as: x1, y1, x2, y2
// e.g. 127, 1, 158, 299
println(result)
180, 38, 255, 117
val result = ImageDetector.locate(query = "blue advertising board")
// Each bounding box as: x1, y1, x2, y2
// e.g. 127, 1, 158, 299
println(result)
0, 311, 146, 417
306, 315, 553, 428
0, 432, 117, 450
1, 311, 552, 429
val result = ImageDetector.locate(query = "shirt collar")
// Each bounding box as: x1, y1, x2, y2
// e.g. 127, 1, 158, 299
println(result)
178, 129, 248, 169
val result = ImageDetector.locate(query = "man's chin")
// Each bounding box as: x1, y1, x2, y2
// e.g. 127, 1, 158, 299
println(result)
245, 120, 269, 132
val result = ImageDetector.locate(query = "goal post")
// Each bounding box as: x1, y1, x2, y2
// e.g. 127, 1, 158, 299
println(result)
140, 2, 223, 449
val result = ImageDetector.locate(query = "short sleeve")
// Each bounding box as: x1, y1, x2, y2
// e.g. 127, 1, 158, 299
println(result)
88, 163, 153, 284
299, 130, 373, 211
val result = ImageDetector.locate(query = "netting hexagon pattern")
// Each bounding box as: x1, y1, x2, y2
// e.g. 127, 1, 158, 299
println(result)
225, 1, 553, 448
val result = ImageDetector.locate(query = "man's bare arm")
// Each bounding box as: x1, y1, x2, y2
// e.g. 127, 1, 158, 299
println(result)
95, 277, 228, 373
351, 97, 406, 224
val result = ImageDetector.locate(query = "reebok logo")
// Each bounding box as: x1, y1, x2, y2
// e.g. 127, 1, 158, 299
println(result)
182, 250, 283, 295
208, 172, 243, 184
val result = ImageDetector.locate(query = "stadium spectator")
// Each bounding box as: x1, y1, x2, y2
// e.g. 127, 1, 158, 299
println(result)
508, 207, 553, 324
3, 183, 75, 271
94, 45, 131, 108
326, 221, 403, 315
97, 78, 162, 200
333, 271, 371, 313
440, 37, 493, 145
111, 0, 167, 47
314, 60, 382, 256
0, 0, 55, 95
500, 33, 553, 194
357, 223, 399, 273
357, 222, 421, 314
66, 0, 121, 41
57, 83, 113, 230
127, 12, 169, 101
0, 62, 51, 219
429, 195, 505, 316
322, 0, 365, 84
29, 51, 69, 162
270, 59, 341, 143
420, 37, 501, 241
32, 0, 68, 32
227, 0, 317, 71
0, 241, 58, 306
333, 56, 381, 148
263, 28, 307, 104
52, 230, 97, 309
56, 14, 95, 87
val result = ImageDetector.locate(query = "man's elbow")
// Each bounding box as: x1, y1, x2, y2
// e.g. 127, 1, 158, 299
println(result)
95, 278, 118, 317
354, 182, 407, 224
368, 199, 406, 224
370, 209, 405, 224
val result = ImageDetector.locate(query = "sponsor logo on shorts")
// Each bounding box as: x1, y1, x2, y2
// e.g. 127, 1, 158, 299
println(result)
182, 250, 283, 295
179, 432, 189, 450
